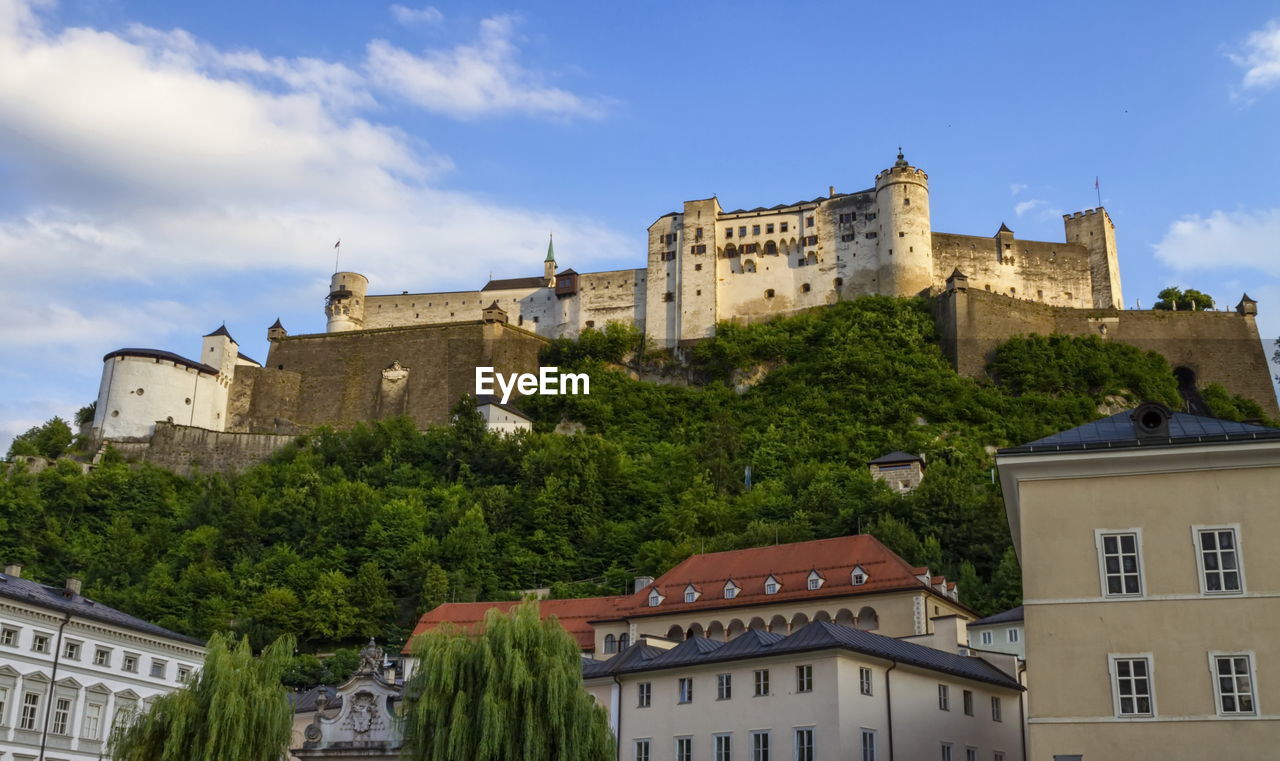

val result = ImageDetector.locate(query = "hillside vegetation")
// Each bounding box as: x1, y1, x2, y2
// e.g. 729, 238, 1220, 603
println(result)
1, 296, 1265, 661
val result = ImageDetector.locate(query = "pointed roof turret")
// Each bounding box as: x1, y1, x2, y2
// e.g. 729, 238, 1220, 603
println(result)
1236, 293, 1258, 316
996, 222, 1013, 235
545, 233, 556, 263
203, 324, 236, 343
268, 318, 284, 330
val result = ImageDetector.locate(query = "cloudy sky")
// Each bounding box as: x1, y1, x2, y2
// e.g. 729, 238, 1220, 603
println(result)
2, 0, 1279, 450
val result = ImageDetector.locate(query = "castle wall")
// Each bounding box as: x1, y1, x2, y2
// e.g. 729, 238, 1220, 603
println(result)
225, 365, 303, 434
932, 233, 1094, 308
363, 290, 486, 329
936, 288, 1279, 418
567, 269, 647, 336
94, 356, 229, 439
263, 321, 547, 431
109, 422, 297, 476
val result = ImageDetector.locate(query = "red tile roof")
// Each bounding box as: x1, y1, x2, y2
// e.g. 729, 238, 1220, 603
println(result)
404, 596, 626, 653
611, 534, 945, 619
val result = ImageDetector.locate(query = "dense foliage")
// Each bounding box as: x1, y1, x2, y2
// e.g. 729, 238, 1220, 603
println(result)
109, 633, 293, 761
2, 296, 1267, 668
1154, 286, 1215, 311
402, 601, 613, 761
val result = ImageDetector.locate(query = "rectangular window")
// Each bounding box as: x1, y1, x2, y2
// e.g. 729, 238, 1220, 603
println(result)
963, 689, 973, 716
20, 692, 40, 730
980, 631, 993, 645
796, 665, 813, 693
1007, 629, 1019, 643
752, 225, 761, 235
661, 251, 676, 261
1197, 527, 1243, 594
178, 666, 192, 684
1098, 531, 1143, 596
0, 686, 7, 727
780, 222, 789, 232
938, 684, 950, 711
766, 223, 775, 234
52, 697, 71, 735
691, 244, 707, 255
1111, 655, 1154, 717
0, 627, 16, 646
123, 654, 138, 672
751, 730, 771, 761
803, 235, 818, 246
994, 753, 1005, 761
83, 702, 103, 740
1212, 653, 1256, 715
739, 226, 747, 237
679, 677, 693, 704
695, 227, 704, 240
940, 743, 953, 761
663, 291, 675, 302
94, 648, 111, 666
726, 228, 734, 238
676, 736, 693, 761
860, 729, 877, 761
866, 213, 877, 221
63, 641, 81, 660
742, 243, 759, 254
839, 212, 855, 223
841, 233, 856, 241
151, 659, 167, 679
807, 577, 820, 590
32, 634, 49, 653
794, 727, 814, 761
754, 669, 769, 696
717, 673, 732, 700
991, 696, 1002, 722
805, 216, 814, 228
715, 734, 732, 761
635, 739, 651, 761
859, 667, 873, 696
865, 232, 878, 239
965, 749, 977, 761
638, 682, 651, 708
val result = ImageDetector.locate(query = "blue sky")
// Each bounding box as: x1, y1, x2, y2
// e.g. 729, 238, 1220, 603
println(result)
2, 0, 1279, 450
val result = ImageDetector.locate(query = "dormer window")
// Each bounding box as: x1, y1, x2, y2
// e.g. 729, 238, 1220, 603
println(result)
648, 589, 663, 607
764, 576, 780, 595
724, 581, 739, 599
684, 585, 700, 603
851, 565, 868, 586
807, 571, 824, 591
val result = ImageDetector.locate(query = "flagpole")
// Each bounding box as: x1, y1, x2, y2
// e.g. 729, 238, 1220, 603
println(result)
1095, 177, 1101, 208
334, 238, 341, 274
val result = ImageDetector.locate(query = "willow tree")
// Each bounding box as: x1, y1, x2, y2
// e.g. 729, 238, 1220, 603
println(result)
402, 600, 613, 761
109, 633, 294, 761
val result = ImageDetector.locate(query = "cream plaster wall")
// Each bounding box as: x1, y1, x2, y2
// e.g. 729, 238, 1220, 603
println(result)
94, 357, 228, 439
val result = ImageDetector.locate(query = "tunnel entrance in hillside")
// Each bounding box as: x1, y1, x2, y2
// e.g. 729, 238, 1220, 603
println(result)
1174, 366, 1212, 417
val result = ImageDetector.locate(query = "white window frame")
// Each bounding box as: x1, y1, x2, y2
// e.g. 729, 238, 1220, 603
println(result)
714, 733, 732, 761
851, 565, 867, 586
980, 630, 993, 646
0, 626, 18, 647
1209, 650, 1259, 717
859, 666, 873, 696
648, 589, 662, 607
31, 632, 51, 654
82, 701, 103, 740
717, 673, 732, 700
938, 683, 950, 711
860, 728, 877, 761
1108, 653, 1156, 718
807, 570, 823, 591
1192, 524, 1246, 596
994, 753, 1006, 761
794, 726, 815, 761
634, 738, 651, 761
991, 695, 1002, 722
750, 730, 771, 761
962, 689, 973, 716
940, 743, 954, 761
684, 584, 700, 603
637, 681, 651, 708
123, 653, 139, 672
1095, 528, 1146, 598
20, 692, 41, 730
678, 677, 693, 704
965, 748, 978, 761
764, 575, 780, 595
1007, 628, 1019, 644
675, 736, 693, 761
796, 664, 813, 693
51, 696, 71, 735
754, 669, 770, 696
724, 581, 739, 599
93, 647, 112, 667
0, 684, 8, 727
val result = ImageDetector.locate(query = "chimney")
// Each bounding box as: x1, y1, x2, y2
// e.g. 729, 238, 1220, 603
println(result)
930, 615, 968, 653
828, 185, 835, 197
633, 575, 655, 595
65, 577, 82, 596
3, 564, 20, 578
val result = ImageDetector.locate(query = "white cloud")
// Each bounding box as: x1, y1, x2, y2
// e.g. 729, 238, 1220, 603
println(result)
1230, 20, 1280, 90
365, 15, 607, 119
1014, 199, 1044, 216
1153, 208, 1280, 276
1009, 183, 1027, 196
390, 4, 444, 26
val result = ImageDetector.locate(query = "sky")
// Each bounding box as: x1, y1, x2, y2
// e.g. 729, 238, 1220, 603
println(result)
2, 0, 1280, 451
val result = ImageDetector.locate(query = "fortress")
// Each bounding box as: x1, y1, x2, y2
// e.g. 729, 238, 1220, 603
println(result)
89, 152, 1279, 469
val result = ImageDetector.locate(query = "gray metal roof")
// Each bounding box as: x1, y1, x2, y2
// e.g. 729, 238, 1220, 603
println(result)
868, 451, 924, 465
588, 622, 1020, 690
102, 348, 219, 375
1000, 410, 1280, 455
0, 572, 204, 647
969, 606, 1023, 627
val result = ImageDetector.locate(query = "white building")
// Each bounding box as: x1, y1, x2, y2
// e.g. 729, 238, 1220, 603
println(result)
583, 618, 1025, 761
965, 607, 1024, 660
474, 395, 534, 435
0, 564, 205, 761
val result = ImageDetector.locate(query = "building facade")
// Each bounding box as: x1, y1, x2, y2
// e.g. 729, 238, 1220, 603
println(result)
0, 565, 205, 761
966, 607, 1024, 660
997, 403, 1280, 759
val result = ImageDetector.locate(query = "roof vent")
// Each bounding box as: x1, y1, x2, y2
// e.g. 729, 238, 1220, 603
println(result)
1131, 402, 1172, 439
3, 564, 20, 578
65, 577, 82, 597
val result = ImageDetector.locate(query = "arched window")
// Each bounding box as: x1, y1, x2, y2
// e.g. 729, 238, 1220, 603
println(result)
806, 252, 818, 266
666, 624, 684, 640
855, 606, 879, 631
764, 240, 778, 256
604, 634, 617, 654
743, 259, 757, 273
618, 633, 629, 651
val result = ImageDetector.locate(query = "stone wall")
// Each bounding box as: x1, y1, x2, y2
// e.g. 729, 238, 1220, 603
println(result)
109, 422, 298, 476
932, 232, 1094, 308
935, 288, 1280, 417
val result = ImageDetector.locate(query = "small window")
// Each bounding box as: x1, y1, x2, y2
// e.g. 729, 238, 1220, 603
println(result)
648, 590, 661, 607
834, 277, 844, 287
638, 682, 652, 708
63, 641, 81, 660
801, 283, 811, 293
635, 739, 651, 761
1, 627, 19, 646
724, 581, 739, 599
123, 653, 139, 672
695, 263, 703, 271
806, 216, 814, 227
938, 684, 950, 711
963, 689, 973, 716
860, 729, 877, 761
151, 659, 167, 679
1098, 530, 1143, 596
940, 743, 953, 761
992, 696, 1002, 722
751, 730, 771, 761
965, 749, 976, 761
31, 634, 49, 654
177, 666, 192, 684
585, 320, 595, 328
1111, 655, 1154, 716
739, 226, 747, 237
780, 222, 789, 232
859, 667, 873, 696
752, 225, 760, 235
725, 228, 734, 238
764, 576, 779, 595
695, 227, 703, 240
796, 664, 813, 693
807, 570, 823, 590
662, 291, 675, 303
676, 737, 693, 761
754, 669, 769, 696
981, 631, 993, 645
604, 634, 617, 653
842, 233, 856, 241
678, 677, 693, 703
717, 673, 732, 700
684, 585, 698, 603
795, 727, 815, 761
715, 734, 732, 761
1196, 526, 1243, 594
766, 223, 775, 234
865, 232, 878, 239
1007, 628, 1020, 643
94, 647, 111, 666
1212, 653, 1256, 715
851, 566, 867, 585
765, 289, 775, 299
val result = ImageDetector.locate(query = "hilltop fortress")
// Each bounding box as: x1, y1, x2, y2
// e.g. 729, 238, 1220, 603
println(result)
90, 152, 1278, 470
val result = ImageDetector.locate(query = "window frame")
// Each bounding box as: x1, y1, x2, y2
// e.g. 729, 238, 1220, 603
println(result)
937, 684, 950, 711
991, 695, 1002, 722
93, 647, 112, 667
980, 631, 993, 646
82, 701, 104, 740
713, 732, 732, 761
675, 736, 693, 761
753, 669, 770, 697
678, 677, 693, 704
796, 664, 813, 693
1007, 628, 1020, 644
851, 565, 867, 586
637, 681, 651, 708
750, 729, 771, 761
940, 743, 953, 761
724, 581, 739, 599
1108, 653, 1156, 718
962, 689, 973, 716
860, 728, 877, 761
1209, 650, 1259, 717
20, 692, 41, 731
717, 673, 732, 700
1192, 524, 1246, 596
648, 589, 662, 607
793, 726, 815, 761
684, 584, 699, 604
1095, 528, 1146, 598
123, 653, 139, 673
31, 632, 51, 654
634, 738, 651, 761
764, 575, 780, 595
859, 666, 873, 696
52, 696, 72, 735
806, 570, 823, 591
0, 626, 18, 647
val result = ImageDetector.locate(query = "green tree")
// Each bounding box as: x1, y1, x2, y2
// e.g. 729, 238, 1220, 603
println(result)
1154, 287, 1214, 311
401, 600, 613, 761
419, 563, 450, 613
6, 416, 74, 459
990, 547, 1023, 613
110, 633, 293, 761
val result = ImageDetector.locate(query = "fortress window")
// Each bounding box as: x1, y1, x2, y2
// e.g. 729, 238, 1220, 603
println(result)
904, 197, 910, 206
1065, 292, 1072, 300
802, 283, 811, 293
111, 410, 119, 417
780, 221, 789, 232
866, 213, 877, 221
765, 289, 775, 299
766, 223, 775, 234
696, 290, 702, 296
834, 277, 844, 287
586, 320, 595, 328
797, 258, 805, 266
985, 285, 991, 291
136, 388, 144, 395
1037, 290, 1044, 299
663, 291, 675, 302
166, 416, 173, 423
185, 397, 192, 405
742, 243, 758, 254
695, 227, 703, 240
765, 241, 777, 255
806, 216, 814, 227
738, 226, 747, 237
533, 316, 539, 323
752, 225, 760, 235
804, 235, 818, 246
865, 232, 877, 239
899, 232, 906, 238
725, 228, 733, 238
661, 251, 676, 261
842, 233, 855, 242
691, 244, 707, 254
1004, 243, 1011, 250
695, 264, 703, 271
1010, 288, 1017, 295
839, 212, 855, 223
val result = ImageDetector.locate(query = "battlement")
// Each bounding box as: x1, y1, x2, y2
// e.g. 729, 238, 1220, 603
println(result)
1063, 208, 1112, 223
875, 166, 929, 184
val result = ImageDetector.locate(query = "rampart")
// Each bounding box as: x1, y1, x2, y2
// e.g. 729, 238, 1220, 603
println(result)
108, 422, 298, 476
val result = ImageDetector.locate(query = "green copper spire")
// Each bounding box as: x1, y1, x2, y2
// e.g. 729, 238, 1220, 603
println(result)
545, 233, 556, 263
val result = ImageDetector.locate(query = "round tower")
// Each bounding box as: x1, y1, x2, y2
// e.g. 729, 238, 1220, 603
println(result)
325, 271, 369, 332
874, 150, 933, 297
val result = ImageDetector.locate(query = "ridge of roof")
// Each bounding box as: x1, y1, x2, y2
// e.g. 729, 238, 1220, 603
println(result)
868, 451, 923, 465
970, 606, 1024, 627
1000, 410, 1280, 455
102, 349, 219, 376
0, 573, 204, 647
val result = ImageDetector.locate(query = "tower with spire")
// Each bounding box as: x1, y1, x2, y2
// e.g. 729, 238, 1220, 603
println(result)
544, 234, 557, 285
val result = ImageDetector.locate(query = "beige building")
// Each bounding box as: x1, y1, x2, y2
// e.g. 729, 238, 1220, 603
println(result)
583, 619, 1024, 761
997, 402, 1280, 759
